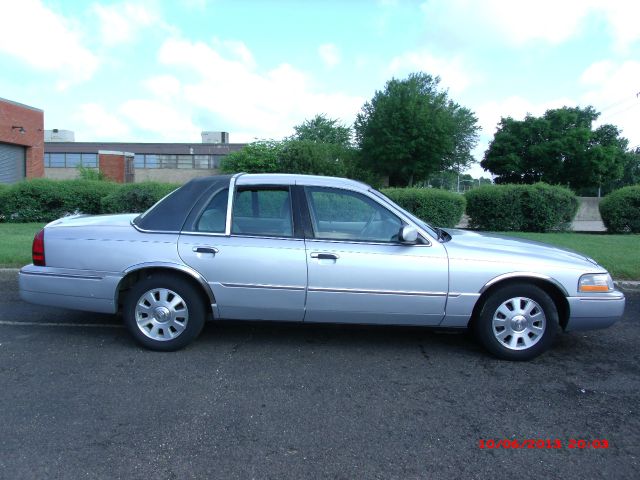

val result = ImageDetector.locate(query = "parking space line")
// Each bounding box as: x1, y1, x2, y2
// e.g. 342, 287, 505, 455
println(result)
0, 320, 123, 328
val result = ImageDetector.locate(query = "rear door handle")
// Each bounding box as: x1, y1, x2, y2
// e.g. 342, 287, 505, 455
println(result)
310, 252, 339, 260
193, 246, 219, 255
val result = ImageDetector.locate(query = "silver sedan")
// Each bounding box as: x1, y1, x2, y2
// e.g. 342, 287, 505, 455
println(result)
19, 173, 625, 360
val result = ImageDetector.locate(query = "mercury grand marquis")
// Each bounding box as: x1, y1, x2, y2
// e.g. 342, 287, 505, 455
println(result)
19, 173, 625, 360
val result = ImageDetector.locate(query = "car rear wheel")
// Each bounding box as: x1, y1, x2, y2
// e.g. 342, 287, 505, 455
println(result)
123, 274, 206, 351
473, 283, 559, 361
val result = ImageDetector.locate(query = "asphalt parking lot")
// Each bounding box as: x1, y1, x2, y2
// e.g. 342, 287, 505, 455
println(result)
0, 270, 638, 479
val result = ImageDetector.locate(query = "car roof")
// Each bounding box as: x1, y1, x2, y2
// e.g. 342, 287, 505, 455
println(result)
235, 173, 371, 192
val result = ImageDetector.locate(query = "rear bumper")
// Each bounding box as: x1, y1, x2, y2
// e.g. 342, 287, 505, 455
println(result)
19, 264, 122, 314
565, 292, 625, 331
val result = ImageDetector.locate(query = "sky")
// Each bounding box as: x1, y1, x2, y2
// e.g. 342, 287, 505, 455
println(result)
1, 0, 639, 178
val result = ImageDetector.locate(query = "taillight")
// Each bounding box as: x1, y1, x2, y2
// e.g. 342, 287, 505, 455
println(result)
32, 229, 45, 266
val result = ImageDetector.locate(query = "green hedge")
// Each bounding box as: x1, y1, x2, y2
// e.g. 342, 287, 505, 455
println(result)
0, 179, 119, 223
382, 188, 465, 228
465, 183, 578, 232
100, 182, 179, 214
600, 186, 640, 233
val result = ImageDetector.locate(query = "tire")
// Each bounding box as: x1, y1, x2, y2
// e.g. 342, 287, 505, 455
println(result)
473, 283, 559, 361
123, 273, 206, 351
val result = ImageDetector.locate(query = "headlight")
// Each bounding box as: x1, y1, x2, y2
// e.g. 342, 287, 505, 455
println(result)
578, 273, 614, 293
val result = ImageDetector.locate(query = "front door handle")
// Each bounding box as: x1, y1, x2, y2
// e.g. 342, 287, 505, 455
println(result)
310, 252, 339, 260
193, 246, 219, 255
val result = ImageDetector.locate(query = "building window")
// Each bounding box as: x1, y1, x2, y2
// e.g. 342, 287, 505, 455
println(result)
212, 155, 224, 168
66, 153, 82, 167
82, 153, 98, 168
49, 153, 65, 167
105, 153, 228, 169
194, 155, 209, 169
176, 155, 193, 169
145, 154, 159, 168
134, 154, 145, 168
44, 152, 99, 168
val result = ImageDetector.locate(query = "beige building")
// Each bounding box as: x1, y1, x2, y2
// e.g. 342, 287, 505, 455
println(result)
44, 131, 246, 184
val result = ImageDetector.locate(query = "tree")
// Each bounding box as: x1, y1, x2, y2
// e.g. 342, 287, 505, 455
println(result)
354, 72, 479, 187
279, 139, 357, 177
482, 106, 631, 194
219, 140, 284, 173
292, 114, 352, 147
220, 116, 377, 184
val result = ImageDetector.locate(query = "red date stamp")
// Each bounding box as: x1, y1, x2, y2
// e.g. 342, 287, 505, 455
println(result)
479, 439, 609, 449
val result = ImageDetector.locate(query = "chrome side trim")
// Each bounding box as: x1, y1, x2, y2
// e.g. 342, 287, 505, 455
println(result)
220, 282, 305, 291
180, 231, 227, 237
181, 232, 303, 242
308, 286, 448, 297
19, 271, 104, 280
305, 238, 433, 248
479, 272, 570, 297
120, 262, 216, 304
225, 172, 245, 235
573, 295, 625, 301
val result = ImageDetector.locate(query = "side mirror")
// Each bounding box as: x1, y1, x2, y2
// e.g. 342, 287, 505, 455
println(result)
399, 225, 418, 244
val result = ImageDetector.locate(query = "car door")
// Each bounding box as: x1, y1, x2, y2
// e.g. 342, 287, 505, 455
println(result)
302, 186, 449, 325
178, 184, 307, 321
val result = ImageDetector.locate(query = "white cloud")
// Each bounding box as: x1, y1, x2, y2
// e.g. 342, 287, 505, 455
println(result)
421, 0, 640, 50
74, 103, 130, 140
143, 75, 182, 99
156, 37, 364, 142
213, 38, 256, 68
0, 0, 98, 89
483, 0, 589, 45
595, 0, 640, 52
420, 0, 589, 46
318, 43, 341, 68
580, 60, 640, 147
92, 1, 161, 46
120, 99, 200, 141
474, 96, 576, 138
388, 51, 476, 94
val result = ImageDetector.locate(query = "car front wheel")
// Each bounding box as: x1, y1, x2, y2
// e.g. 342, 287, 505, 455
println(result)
473, 283, 559, 361
123, 273, 206, 351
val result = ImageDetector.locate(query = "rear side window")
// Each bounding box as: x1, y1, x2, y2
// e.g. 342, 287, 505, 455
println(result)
196, 189, 228, 233
232, 187, 293, 237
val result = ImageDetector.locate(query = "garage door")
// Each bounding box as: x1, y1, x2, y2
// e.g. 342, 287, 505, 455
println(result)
0, 142, 26, 184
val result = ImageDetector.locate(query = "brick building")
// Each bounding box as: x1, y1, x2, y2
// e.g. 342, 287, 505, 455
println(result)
0, 97, 44, 183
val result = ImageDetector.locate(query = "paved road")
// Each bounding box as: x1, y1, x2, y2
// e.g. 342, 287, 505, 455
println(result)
0, 270, 638, 479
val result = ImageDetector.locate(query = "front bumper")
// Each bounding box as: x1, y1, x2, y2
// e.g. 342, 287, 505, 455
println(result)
565, 291, 625, 331
19, 264, 122, 314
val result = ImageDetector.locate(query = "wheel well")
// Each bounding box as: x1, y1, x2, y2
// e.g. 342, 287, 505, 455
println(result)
116, 267, 213, 315
468, 277, 570, 331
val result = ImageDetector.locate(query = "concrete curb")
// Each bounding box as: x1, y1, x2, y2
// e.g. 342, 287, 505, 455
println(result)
615, 281, 640, 292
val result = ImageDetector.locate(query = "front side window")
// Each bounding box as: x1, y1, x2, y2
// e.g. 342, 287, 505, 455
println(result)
305, 187, 402, 243
232, 187, 293, 237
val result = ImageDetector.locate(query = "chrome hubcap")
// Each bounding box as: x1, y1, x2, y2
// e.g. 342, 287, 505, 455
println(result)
492, 297, 546, 351
135, 288, 189, 341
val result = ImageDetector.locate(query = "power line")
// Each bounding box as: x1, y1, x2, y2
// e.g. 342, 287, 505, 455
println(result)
602, 102, 639, 120
598, 91, 640, 121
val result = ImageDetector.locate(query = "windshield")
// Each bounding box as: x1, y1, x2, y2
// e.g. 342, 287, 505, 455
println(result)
368, 188, 439, 240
